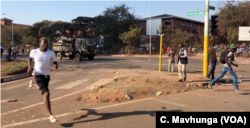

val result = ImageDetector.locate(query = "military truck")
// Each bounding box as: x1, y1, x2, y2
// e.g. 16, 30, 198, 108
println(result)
52, 37, 97, 61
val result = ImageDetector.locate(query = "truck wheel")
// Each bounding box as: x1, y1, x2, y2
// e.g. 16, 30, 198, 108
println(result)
69, 55, 74, 60
57, 52, 63, 60
75, 53, 82, 61
88, 56, 94, 61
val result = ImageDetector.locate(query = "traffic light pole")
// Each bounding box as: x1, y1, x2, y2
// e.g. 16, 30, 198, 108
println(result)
159, 34, 163, 71
203, 0, 209, 76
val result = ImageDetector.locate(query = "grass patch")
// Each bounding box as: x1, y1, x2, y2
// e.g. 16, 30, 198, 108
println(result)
1, 59, 28, 76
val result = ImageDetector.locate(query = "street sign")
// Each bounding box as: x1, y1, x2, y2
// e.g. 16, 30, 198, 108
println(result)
188, 11, 205, 16
209, 6, 215, 10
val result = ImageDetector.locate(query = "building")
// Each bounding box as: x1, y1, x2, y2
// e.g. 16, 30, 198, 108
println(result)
1, 18, 31, 28
135, 13, 204, 48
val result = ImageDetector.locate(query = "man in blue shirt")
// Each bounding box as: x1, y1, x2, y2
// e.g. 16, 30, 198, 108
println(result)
177, 44, 188, 82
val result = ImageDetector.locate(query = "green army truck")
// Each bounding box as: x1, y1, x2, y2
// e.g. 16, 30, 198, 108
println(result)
52, 37, 97, 61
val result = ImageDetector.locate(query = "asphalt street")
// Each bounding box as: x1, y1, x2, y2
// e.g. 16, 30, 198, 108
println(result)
1, 55, 250, 128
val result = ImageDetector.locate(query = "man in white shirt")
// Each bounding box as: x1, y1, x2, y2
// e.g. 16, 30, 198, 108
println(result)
27, 37, 58, 123
12, 45, 17, 59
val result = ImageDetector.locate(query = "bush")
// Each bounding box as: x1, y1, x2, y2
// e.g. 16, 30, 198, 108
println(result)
110, 45, 122, 54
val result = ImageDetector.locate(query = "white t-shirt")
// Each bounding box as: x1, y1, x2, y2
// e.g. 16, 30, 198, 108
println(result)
12, 47, 17, 53
30, 48, 57, 75
223, 52, 233, 67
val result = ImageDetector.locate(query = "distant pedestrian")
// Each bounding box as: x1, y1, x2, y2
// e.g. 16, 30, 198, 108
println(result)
1, 43, 4, 58
206, 43, 218, 80
8, 45, 12, 58
27, 37, 58, 123
177, 44, 188, 82
167, 46, 170, 53
12, 45, 17, 59
208, 44, 243, 93
167, 47, 175, 72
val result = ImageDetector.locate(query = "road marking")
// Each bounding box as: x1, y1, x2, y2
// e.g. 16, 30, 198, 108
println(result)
1, 97, 153, 128
56, 79, 89, 89
25, 80, 63, 89
1, 78, 109, 116
153, 98, 190, 108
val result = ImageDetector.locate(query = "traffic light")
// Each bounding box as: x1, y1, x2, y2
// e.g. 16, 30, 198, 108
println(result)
210, 15, 218, 36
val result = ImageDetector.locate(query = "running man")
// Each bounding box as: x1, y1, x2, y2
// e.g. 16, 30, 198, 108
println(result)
27, 37, 58, 122
208, 45, 243, 93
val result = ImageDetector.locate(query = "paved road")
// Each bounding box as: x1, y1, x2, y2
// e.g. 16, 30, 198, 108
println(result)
1, 55, 250, 128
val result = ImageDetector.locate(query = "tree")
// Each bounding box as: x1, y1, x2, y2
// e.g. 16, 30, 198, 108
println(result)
93, 4, 140, 53
193, 26, 204, 53
217, 1, 250, 45
162, 28, 191, 48
119, 26, 143, 54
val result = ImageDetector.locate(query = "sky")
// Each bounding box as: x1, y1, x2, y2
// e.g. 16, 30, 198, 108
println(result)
0, 0, 226, 26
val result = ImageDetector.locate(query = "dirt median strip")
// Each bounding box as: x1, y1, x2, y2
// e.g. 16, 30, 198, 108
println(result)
1, 97, 153, 128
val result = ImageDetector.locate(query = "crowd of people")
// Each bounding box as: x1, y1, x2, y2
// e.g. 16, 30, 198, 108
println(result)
166, 43, 244, 93
1, 43, 34, 61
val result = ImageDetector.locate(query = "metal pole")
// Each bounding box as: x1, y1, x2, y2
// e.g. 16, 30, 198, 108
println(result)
159, 34, 163, 71
149, 0, 151, 55
203, 0, 209, 76
12, 19, 13, 44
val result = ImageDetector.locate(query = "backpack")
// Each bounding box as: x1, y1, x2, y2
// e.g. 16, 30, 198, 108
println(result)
219, 51, 229, 64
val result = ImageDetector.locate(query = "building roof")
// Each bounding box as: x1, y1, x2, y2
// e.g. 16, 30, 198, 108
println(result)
1, 18, 12, 21
142, 13, 204, 24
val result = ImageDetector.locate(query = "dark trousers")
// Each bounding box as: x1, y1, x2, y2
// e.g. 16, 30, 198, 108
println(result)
0, 52, 3, 61
12, 52, 16, 59
207, 61, 216, 79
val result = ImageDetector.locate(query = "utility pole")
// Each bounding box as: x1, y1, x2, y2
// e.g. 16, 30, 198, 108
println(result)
149, 0, 152, 55
2, 13, 14, 45
203, 0, 209, 76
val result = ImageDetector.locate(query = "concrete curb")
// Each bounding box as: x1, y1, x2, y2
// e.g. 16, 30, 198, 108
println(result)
1, 73, 31, 83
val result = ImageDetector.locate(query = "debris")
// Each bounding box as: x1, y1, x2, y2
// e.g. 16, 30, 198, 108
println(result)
1, 99, 17, 103
181, 89, 187, 92
65, 120, 68, 122
154, 91, 162, 96
125, 94, 132, 99
238, 75, 244, 78
187, 83, 189, 87
161, 106, 166, 109
226, 78, 231, 83
237, 80, 242, 83
72, 80, 75, 82
66, 68, 73, 71
224, 101, 228, 103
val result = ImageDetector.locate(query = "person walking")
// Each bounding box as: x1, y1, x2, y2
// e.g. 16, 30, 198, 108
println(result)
12, 45, 17, 59
206, 43, 218, 80
208, 45, 243, 92
8, 45, 12, 58
1, 43, 4, 58
167, 47, 175, 72
177, 44, 188, 82
27, 37, 58, 122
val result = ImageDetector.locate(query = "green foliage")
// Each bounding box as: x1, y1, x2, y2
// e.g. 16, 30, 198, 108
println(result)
119, 26, 142, 54
217, 1, 250, 44
93, 4, 139, 51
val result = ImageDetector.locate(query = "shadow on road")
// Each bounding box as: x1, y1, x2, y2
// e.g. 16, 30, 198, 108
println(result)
60, 109, 182, 127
